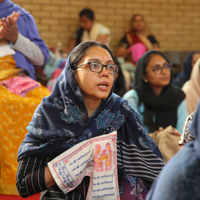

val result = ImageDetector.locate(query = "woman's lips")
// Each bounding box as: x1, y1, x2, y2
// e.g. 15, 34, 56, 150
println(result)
161, 76, 169, 81
97, 82, 109, 91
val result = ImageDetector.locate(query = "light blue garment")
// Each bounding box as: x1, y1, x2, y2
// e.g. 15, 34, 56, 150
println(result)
146, 142, 200, 200
123, 89, 188, 133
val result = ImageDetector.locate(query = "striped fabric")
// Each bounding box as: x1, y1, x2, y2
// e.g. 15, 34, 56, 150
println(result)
16, 141, 164, 199
16, 156, 89, 200
117, 141, 164, 180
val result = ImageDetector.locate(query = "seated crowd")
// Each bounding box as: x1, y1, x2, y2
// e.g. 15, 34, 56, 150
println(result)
0, 1, 200, 199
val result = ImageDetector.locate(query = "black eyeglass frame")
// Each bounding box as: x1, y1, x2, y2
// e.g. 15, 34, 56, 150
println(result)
77, 62, 119, 75
145, 63, 173, 74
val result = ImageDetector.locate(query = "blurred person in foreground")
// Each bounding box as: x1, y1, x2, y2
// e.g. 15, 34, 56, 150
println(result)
146, 100, 200, 200
182, 57, 200, 114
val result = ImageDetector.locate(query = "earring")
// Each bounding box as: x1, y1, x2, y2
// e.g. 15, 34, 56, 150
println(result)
145, 79, 148, 82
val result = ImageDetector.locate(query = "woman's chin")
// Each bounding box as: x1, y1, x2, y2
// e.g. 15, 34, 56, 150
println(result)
95, 92, 110, 100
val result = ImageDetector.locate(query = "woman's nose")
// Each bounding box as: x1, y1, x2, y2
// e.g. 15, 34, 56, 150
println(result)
161, 67, 167, 74
100, 66, 109, 77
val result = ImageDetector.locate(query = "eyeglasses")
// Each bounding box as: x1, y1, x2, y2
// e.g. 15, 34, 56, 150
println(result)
77, 62, 119, 75
146, 63, 173, 75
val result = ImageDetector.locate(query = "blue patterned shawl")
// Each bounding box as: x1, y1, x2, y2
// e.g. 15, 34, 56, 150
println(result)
17, 52, 164, 190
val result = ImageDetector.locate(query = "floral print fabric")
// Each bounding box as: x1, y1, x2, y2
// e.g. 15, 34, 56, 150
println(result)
178, 112, 196, 146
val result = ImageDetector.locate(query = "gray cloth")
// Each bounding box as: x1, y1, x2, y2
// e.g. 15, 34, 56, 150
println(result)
11, 32, 45, 66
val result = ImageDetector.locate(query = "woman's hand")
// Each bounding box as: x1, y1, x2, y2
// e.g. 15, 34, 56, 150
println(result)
45, 166, 56, 188
0, 11, 20, 44
137, 33, 153, 50
0, 26, 5, 40
171, 129, 181, 137
115, 46, 131, 60
96, 34, 109, 44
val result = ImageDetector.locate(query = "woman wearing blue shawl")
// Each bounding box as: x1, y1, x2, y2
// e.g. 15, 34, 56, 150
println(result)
146, 101, 200, 200
16, 41, 164, 200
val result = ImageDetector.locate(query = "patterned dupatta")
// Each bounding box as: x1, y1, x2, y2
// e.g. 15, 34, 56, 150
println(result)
17, 52, 164, 198
126, 31, 146, 49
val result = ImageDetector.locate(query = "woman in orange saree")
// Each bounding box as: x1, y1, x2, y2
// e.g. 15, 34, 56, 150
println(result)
0, 2, 50, 195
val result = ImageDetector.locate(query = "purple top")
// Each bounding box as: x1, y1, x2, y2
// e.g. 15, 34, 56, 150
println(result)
0, 0, 49, 80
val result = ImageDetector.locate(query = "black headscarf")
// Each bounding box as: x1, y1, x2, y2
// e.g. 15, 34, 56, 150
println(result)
75, 27, 84, 46
113, 58, 127, 97
134, 50, 186, 132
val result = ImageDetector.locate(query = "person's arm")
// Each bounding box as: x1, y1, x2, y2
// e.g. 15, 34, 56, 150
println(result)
115, 46, 131, 60
16, 156, 55, 198
96, 24, 110, 45
11, 32, 45, 66
115, 36, 131, 60
45, 164, 56, 188
60, 38, 76, 55
1, 11, 49, 66
137, 34, 154, 50
147, 35, 160, 51
96, 34, 110, 44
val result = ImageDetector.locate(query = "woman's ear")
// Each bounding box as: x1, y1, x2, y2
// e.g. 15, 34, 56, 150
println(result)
142, 74, 148, 83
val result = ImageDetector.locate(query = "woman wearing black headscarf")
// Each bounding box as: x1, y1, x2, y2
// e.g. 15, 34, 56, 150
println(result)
123, 50, 188, 134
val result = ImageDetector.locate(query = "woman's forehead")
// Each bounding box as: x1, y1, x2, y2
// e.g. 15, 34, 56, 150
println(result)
77, 46, 113, 65
84, 46, 112, 60
148, 54, 167, 65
